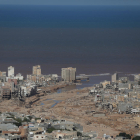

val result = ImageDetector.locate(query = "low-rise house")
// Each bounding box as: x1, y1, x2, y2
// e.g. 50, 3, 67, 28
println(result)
0, 134, 21, 140
118, 83, 130, 90
52, 120, 74, 131
52, 130, 77, 139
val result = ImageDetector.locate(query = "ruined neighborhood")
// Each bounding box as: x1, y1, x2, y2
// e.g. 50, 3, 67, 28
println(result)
0, 66, 140, 140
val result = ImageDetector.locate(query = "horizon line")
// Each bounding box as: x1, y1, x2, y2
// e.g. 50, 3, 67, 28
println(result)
0, 4, 140, 6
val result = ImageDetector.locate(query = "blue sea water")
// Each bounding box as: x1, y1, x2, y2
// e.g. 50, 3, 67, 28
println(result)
0, 5, 140, 28
0, 5, 140, 75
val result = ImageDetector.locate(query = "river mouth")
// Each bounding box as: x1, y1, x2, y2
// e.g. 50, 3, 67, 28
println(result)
56, 75, 111, 94
39, 75, 114, 108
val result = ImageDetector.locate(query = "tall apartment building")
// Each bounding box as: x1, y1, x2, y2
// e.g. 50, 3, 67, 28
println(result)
61, 67, 76, 82
112, 73, 118, 82
33, 65, 41, 75
8, 66, 14, 77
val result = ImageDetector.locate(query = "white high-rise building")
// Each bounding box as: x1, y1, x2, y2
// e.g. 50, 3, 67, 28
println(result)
61, 67, 76, 82
8, 66, 14, 77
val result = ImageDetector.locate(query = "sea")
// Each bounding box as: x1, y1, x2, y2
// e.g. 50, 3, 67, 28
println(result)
0, 5, 140, 87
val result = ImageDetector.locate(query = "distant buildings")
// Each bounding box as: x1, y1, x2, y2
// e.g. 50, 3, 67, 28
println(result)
61, 67, 76, 82
134, 74, 140, 81
33, 65, 41, 76
0, 71, 6, 77
8, 66, 14, 78
0, 71, 6, 82
112, 73, 118, 82
15, 73, 24, 80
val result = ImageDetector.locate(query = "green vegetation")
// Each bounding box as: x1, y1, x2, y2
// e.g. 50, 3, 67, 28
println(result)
13, 118, 22, 127
116, 133, 131, 139
77, 131, 82, 136
73, 127, 77, 131
47, 127, 56, 133
35, 118, 40, 121
133, 136, 140, 140
23, 117, 30, 122
7, 113, 31, 127
27, 116, 33, 120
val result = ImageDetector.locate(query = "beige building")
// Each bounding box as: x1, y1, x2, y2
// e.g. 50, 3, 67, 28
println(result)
33, 65, 41, 75
61, 67, 76, 82
0, 71, 6, 76
112, 73, 118, 82
52, 130, 77, 139
100, 80, 110, 89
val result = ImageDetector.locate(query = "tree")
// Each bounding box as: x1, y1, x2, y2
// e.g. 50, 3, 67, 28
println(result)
77, 132, 82, 137
47, 127, 56, 133
133, 136, 140, 140
119, 133, 126, 137
116, 133, 131, 139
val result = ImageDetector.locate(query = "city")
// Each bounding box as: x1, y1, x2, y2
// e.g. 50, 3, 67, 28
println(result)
0, 66, 140, 139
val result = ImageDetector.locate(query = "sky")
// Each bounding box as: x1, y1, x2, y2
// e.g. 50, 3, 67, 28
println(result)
0, 0, 140, 5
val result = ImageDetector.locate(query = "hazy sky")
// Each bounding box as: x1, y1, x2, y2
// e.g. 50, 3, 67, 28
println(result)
0, 0, 140, 5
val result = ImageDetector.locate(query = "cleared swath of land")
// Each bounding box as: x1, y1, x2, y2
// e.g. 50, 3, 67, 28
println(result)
0, 85, 139, 137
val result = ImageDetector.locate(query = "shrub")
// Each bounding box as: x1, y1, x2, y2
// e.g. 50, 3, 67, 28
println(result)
133, 136, 140, 140
47, 127, 56, 133
77, 131, 82, 136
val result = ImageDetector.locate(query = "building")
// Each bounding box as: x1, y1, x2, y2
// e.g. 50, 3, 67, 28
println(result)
119, 77, 129, 83
112, 73, 118, 82
134, 74, 140, 81
33, 65, 41, 76
33, 134, 48, 140
0, 71, 6, 77
1, 88, 11, 99
118, 83, 130, 90
52, 130, 77, 139
100, 80, 110, 89
61, 67, 76, 82
15, 73, 24, 81
8, 66, 14, 77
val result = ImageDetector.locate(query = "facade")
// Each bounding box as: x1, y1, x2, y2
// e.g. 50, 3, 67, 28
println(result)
8, 66, 14, 78
52, 130, 77, 139
61, 67, 76, 82
112, 73, 118, 82
100, 81, 110, 89
33, 65, 41, 76
33, 134, 48, 140
134, 74, 140, 81
118, 83, 130, 90
15, 73, 24, 81
119, 77, 129, 83
0, 71, 6, 77
0, 76, 6, 82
